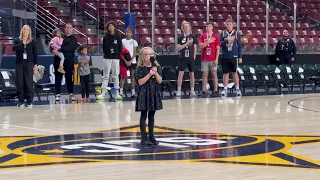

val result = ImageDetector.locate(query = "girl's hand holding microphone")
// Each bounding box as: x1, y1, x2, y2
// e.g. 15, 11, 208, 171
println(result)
149, 69, 156, 76
151, 67, 157, 73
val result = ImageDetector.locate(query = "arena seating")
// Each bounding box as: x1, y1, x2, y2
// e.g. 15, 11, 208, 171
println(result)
161, 63, 320, 97
1, 0, 320, 55
282, 0, 320, 22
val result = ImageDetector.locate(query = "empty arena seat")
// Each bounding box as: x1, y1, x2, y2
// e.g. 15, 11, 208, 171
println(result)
31, 0, 319, 53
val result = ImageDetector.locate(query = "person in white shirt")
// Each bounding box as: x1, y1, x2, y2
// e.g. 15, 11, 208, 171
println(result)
121, 26, 138, 98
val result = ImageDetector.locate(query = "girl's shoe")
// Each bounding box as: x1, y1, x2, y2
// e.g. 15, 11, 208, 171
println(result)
149, 138, 159, 145
141, 139, 153, 146
149, 135, 159, 145
57, 66, 65, 74
141, 133, 153, 146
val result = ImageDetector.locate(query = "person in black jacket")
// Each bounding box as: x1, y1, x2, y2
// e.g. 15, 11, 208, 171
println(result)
275, 30, 297, 65
96, 21, 122, 100
54, 23, 78, 101
12, 25, 38, 107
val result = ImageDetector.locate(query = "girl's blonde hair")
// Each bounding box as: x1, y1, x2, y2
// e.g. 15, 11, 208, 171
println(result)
137, 47, 160, 67
19, 25, 32, 42
52, 28, 61, 37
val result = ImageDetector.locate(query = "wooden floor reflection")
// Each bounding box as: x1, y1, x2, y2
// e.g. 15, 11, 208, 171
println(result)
0, 94, 319, 179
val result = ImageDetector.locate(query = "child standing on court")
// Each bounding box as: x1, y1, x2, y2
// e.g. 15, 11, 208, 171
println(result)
78, 45, 91, 101
135, 47, 163, 146
121, 26, 139, 98
50, 29, 65, 74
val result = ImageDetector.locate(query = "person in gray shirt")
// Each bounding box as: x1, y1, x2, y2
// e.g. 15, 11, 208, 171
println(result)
78, 45, 91, 100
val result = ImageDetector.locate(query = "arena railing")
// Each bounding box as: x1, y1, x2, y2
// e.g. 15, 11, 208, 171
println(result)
275, 0, 320, 23
24, 0, 88, 45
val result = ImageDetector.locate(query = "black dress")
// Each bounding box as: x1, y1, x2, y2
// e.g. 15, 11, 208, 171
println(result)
135, 65, 163, 112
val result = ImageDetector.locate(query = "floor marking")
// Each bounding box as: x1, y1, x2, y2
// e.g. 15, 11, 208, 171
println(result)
0, 123, 67, 134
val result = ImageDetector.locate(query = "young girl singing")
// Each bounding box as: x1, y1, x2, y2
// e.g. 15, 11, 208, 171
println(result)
50, 29, 65, 74
135, 47, 163, 146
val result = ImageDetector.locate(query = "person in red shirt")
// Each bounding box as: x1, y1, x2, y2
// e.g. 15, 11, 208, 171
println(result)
119, 47, 131, 96
199, 22, 220, 96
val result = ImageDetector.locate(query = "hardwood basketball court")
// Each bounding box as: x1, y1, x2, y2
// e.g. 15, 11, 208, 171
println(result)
0, 94, 319, 179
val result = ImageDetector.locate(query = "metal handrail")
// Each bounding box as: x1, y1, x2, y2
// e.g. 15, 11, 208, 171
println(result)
24, 1, 58, 35
85, 2, 97, 11
68, 0, 97, 21
117, 20, 125, 25
26, 0, 87, 38
275, 0, 320, 23
24, 0, 87, 45
118, 29, 125, 35
308, 11, 320, 23
275, 0, 292, 9
36, 23, 55, 39
64, 1, 126, 37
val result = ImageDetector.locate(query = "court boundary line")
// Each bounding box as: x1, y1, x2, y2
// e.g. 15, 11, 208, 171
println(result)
287, 96, 320, 113
0, 123, 67, 134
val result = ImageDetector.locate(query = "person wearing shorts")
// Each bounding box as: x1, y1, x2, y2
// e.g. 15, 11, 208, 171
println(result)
176, 21, 198, 97
220, 19, 242, 97
199, 22, 221, 96
121, 26, 138, 98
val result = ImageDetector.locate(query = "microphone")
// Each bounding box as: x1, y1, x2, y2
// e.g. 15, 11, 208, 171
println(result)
150, 56, 156, 67
150, 56, 156, 78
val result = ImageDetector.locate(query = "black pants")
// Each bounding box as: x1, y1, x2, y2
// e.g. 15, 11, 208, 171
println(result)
80, 75, 90, 98
279, 53, 292, 65
140, 110, 156, 139
54, 55, 74, 94
15, 62, 34, 103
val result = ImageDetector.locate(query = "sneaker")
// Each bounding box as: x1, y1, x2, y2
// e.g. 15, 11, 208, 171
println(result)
17, 102, 24, 108
26, 102, 33, 108
69, 95, 76, 101
213, 91, 219, 97
176, 91, 181, 97
96, 94, 105, 100
131, 94, 136, 98
115, 94, 122, 100
220, 89, 227, 98
201, 91, 209, 97
190, 91, 197, 97
236, 89, 242, 97
57, 66, 65, 74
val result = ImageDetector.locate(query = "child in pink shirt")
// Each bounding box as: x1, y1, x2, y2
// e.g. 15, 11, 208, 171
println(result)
50, 29, 65, 74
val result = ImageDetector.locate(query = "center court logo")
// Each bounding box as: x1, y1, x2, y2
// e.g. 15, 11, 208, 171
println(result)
0, 125, 320, 169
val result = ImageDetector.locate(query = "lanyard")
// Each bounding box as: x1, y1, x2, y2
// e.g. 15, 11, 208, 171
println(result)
184, 33, 190, 43
207, 33, 212, 46
225, 30, 234, 37
24, 43, 27, 53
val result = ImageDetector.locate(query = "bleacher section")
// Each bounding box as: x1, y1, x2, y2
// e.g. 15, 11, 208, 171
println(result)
1, 0, 320, 55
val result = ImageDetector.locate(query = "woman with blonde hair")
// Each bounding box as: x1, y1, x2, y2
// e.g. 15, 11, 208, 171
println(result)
12, 25, 38, 107
135, 47, 163, 146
